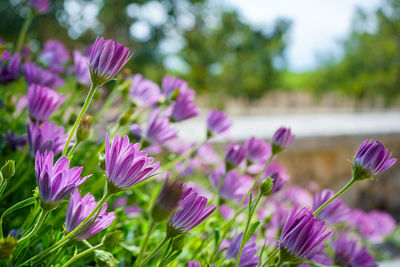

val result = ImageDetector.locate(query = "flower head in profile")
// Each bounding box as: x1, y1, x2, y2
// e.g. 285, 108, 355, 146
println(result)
263, 162, 290, 193
206, 109, 232, 137
172, 88, 199, 121
129, 74, 162, 107
0, 53, 20, 84
245, 137, 271, 165
352, 139, 396, 180
27, 84, 63, 121
312, 189, 349, 224
29, 0, 49, 13
26, 121, 69, 156
226, 233, 259, 267
145, 109, 178, 145
23, 62, 64, 89
105, 134, 160, 193
162, 75, 187, 98
279, 203, 333, 259
272, 127, 295, 154
39, 40, 70, 73
332, 234, 376, 267
73, 50, 91, 85
151, 178, 184, 222
35, 151, 90, 210
225, 144, 247, 169
168, 187, 215, 237
65, 190, 115, 240
89, 37, 132, 85
209, 169, 252, 203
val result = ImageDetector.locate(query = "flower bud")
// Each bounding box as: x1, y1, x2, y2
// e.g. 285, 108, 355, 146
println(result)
76, 114, 93, 142
272, 127, 295, 154
151, 179, 183, 222
94, 250, 119, 267
1, 160, 15, 180
102, 230, 121, 248
171, 234, 186, 251
260, 177, 273, 196
0, 236, 17, 259
169, 88, 180, 102
118, 108, 134, 126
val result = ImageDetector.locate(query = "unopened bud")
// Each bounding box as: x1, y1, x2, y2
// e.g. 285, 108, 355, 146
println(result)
76, 115, 93, 142
102, 230, 121, 249
0, 236, 17, 259
94, 250, 119, 267
170, 88, 180, 101
118, 108, 134, 126
171, 234, 186, 251
1, 160, 15, 180
151, 179, 183, 222
260, 177, 273, 196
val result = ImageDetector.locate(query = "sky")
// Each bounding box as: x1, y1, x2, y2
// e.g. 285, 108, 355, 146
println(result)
227, 0, 381, 72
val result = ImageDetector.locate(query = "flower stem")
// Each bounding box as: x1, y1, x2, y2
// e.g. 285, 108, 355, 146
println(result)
139, 235, 170, 266
62, 83, 98, 156
62, 243, 103, 267
26, 192, 110, 264
18, 209, 48, 243
313, 178, 356, 216
67, 140, 80, 159
261, 247, 279, 267
235, 193, 262, 267
15, 12, 33, 53
136, 219, 156, 266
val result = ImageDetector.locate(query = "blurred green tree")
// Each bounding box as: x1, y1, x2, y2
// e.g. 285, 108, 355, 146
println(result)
0, 0, 289, 100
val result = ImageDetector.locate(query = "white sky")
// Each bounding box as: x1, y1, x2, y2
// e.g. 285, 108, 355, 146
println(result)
227, 0, 381, 72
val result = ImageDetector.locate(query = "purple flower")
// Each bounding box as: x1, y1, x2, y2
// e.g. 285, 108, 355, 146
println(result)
168, 187, 215, 236
349, 209, 396, 243
352, 139, 396, 180
172, 88, 199, 121
129, 74, 162, 107
151, 178, 184, 222
39, 40, 70, 73
105, 134, 160, 193
332, 234, 376, 267
283, 186, 313, 208
245, 137, 271, 164
29, 0, 49, 13
73, 50, 91, 85
209, 169, 252, 203
263, 162, 290, 193
2, 132, 27, 151
272, 127, 295, 153
0, 53, 20, 84
206, 109, 232, 136
162, 75, 187, 98
23, 62, 64, 89
65, 189, 115, 240
226, 233, 259, 267
88, 37, 132, 85
298, 246, 332, 267
27, 84, 63, 121
279, 203, 333, 259
225, 144, 247, 169
312, 189, 349, 224
187, 261, 200, 267
145, 109, 178, 145
35, 151, 90, 209
26, 121, 69, 156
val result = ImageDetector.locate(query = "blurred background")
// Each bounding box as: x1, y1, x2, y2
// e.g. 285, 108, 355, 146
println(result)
1, 0, 400, 215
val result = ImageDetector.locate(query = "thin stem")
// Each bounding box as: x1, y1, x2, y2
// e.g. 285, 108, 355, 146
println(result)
15, 12, 33, 53
262, 247, 279, 267
18, 209, 48, 243
27, 192, 110, 264
62, 83, 98, 156
63, 243, 102, 267
139, 236, 170, 266
136, 220, 156, 266
236, 193, 262, 267
67, 140, 80, 159
313, 178, 356, 216
47, 243, 67, 266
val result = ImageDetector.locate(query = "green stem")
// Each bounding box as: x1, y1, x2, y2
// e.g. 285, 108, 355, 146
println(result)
139, 236, 170, 266
67, 140, 80, 159
313, 178, 356, 216
63, 243, 103, 267
235, 193, 262, 267
18, 209, 48, 243
15, 12, 33, 53
62, 83, 98, 156
262, 247, 279, 267
26, 192, 110, 264
136, 220, 156, 266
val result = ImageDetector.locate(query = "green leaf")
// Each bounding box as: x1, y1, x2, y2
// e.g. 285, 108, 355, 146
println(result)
244, 221, 260, 243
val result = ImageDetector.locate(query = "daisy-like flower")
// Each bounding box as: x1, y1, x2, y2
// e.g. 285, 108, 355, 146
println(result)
129, 74, 162, 107
171, 88, 199, 121
38, 40, 70, 73
271, 127, 295, 154
23, 62, 64, 89
73, 50, 91, 85
226, 233, 259, 267
206, 109, 232, 136
312, 189, 349, 224
27, 84, 63, 121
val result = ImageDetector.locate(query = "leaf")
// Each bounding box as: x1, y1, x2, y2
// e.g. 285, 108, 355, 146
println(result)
163, 250, 182, 265
0, 197, 36, 237
244, 221, 260, 243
